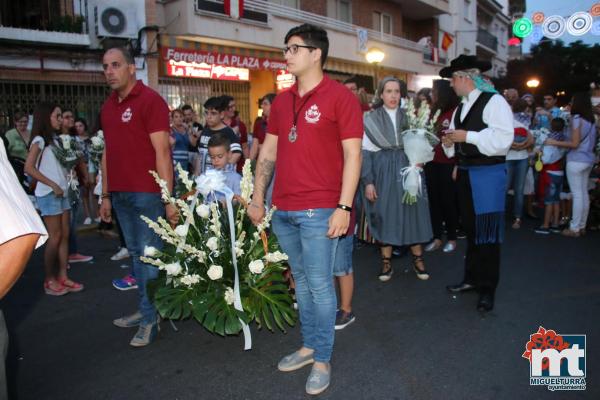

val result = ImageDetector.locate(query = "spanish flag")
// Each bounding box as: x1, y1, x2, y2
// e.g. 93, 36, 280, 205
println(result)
441, 32, 454, 51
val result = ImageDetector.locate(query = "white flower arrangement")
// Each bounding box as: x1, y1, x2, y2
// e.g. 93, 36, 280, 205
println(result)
89, 133, 105, 171
141, 159, 295, 340
400, 98, 441, 204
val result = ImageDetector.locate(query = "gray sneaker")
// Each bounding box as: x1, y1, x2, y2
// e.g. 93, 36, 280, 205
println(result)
129, 322, 159, 347
306, 364, 331, 395
113, 311, 143, 328
277, 350, 314, 372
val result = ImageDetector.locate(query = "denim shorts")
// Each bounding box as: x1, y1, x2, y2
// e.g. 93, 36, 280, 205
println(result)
36, 192, 70, 216
544, 174, 563, 205
333, 234, 354, 277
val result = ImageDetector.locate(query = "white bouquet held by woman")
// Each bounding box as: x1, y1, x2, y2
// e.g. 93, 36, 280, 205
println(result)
88, 130, 105, 171
400, 99, 441, 204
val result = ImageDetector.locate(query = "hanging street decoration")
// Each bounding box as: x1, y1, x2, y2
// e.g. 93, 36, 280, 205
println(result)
512, 6, 599, 40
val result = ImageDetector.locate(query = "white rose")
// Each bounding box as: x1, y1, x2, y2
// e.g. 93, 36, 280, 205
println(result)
207, 264, 223, 280
248, 259, 265, 274
91, 136, 103, 146
174, 224, 189, 237
224, 287, 234, 305
206, 236, 219, 252
96, 130, 104, 138
144, 246, 159, 257
195, 204, 210, 219
164, 261, 182, 276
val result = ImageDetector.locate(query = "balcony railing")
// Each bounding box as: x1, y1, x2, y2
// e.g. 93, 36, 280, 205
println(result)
477, 28, 498, 51
195, 0, 425, 53
0, 2, 85, 34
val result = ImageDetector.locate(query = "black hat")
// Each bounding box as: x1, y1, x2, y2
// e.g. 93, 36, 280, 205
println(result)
439, 55, 492, 78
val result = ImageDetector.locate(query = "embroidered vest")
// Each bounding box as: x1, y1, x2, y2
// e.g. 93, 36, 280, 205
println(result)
454, 92, 505, 166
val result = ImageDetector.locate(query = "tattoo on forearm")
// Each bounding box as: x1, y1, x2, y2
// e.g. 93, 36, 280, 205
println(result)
255, 159, 275, 198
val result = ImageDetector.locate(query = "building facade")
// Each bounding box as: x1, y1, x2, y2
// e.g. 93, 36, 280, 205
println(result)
0, 0, 511, 134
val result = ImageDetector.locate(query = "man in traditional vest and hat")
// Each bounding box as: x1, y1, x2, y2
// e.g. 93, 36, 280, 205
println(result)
440, 55, 513, 312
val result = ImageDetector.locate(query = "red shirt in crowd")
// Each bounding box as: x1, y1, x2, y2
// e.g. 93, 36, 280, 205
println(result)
432, 108, 456, 164
252, 117, 267, 145
267, 75, 363, 210
101, 80, 171, 193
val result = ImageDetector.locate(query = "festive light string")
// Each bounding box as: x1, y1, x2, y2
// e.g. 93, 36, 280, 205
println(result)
512, 5, 600, 39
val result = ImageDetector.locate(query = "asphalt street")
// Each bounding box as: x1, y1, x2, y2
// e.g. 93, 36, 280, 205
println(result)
2, 218, 599, 400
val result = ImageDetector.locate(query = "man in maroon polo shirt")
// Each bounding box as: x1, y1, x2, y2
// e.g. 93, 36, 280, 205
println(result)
248, 24, 362, 395
99, 47, 177, 347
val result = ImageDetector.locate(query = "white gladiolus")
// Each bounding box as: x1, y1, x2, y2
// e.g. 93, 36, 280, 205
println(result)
164, 262, 182, 276
196, 204, 210, 218
144, 246, 159, 257
207, 264, 223, 280
206, 236, 219, 252
264, 251, 289, 263
174, 225, 189, 237
248, 259, 265, 274
224, 287, 234, 305
180, 274, 201, 287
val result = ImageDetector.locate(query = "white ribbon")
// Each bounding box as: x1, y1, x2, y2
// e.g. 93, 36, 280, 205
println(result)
399, 165, 423, 198
178, 170, 252, 350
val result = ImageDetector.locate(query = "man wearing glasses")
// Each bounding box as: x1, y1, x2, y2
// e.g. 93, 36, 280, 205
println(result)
248, 24, 362, 395
195, 96, 242, 175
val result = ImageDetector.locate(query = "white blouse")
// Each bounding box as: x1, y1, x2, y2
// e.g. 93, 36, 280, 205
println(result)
443, 89, 514, 158
0, 139, 48, 248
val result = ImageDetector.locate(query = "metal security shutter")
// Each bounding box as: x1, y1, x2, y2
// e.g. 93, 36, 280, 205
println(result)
0, 80, 110, 131
159, 78, 251, 128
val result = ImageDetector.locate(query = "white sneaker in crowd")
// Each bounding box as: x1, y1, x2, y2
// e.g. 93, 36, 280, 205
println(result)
83, 217, 92, 225
111, 247, 130, 261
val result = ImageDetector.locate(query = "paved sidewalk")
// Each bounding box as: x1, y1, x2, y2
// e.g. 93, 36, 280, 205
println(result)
2, 220, 599, 399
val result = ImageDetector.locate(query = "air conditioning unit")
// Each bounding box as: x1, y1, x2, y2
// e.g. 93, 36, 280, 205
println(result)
95, 3, 139, 39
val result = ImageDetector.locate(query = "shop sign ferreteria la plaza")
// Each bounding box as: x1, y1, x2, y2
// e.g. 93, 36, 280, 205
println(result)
162, 47, 288, 81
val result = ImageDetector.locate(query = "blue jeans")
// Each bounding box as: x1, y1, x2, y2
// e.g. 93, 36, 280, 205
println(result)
272, 208, 338, 363
111, 192, 164, 325
505, 158, 529, 218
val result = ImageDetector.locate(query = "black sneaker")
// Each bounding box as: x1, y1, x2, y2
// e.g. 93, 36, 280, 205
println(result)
534, 226, 550, 234
334, 310, 356, 330
456, 230, 467, 239
550, 225, 562, 234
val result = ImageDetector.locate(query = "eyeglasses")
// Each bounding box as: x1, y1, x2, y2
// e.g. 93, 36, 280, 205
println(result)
283, 44, 316, 56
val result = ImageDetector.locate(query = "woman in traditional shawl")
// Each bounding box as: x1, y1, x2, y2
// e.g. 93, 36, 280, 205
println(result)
361, 76, 433, 281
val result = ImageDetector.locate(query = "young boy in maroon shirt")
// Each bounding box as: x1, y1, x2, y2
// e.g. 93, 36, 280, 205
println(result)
248, 24, 362, 395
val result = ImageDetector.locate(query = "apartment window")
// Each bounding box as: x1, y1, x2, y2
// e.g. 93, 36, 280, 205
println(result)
270, 0, 299, 8
373, 11, 392, 35
338, 0, 351, 23
463, 0, 471, 22
500, 27, 506, 47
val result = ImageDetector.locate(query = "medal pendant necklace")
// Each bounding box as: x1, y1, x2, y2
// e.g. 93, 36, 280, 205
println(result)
289, 92, 314, 143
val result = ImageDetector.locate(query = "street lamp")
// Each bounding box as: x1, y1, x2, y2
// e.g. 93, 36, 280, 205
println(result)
366, 47, 385, 64
366, 47, 385, 89
526, 78, 540, 89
